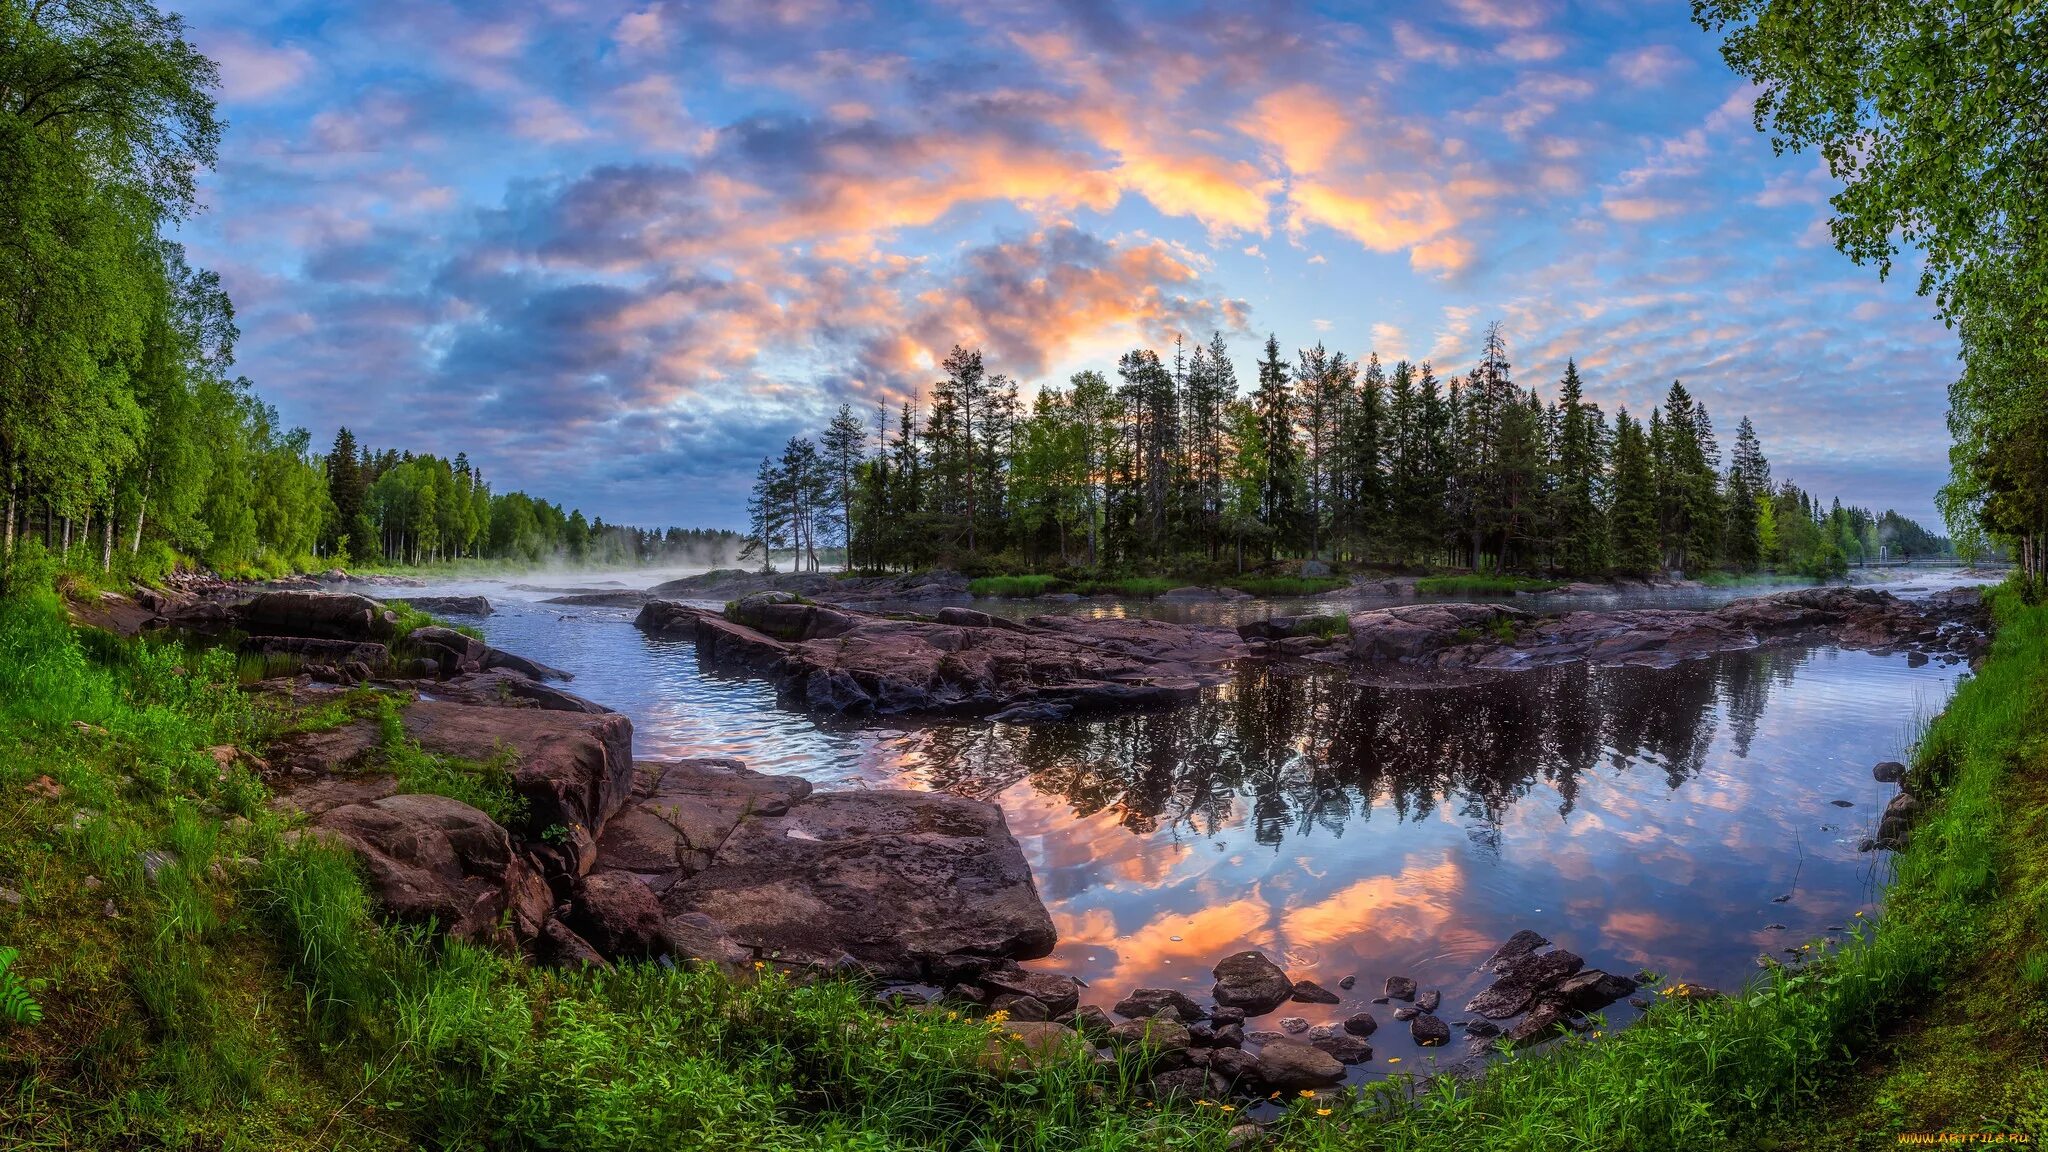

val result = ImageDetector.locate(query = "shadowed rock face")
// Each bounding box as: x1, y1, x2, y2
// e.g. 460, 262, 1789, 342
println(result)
659, 789, 1056, 978
313, 793, 552, 942
636, 595, 1244, 718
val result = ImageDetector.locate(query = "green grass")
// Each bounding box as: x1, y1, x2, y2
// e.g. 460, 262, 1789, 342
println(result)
968, 574, 1063, 598
1223, 576, 1348, 597
5, 571, 2045, 1150
1416, 574, 1566, 596
380, 599, 484, 641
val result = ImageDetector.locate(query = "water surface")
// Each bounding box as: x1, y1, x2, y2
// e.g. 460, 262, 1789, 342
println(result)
395, 573, 1967, 1077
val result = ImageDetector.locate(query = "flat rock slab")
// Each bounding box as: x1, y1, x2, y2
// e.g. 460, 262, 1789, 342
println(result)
427, 670, 611, 715
595, 759, 814, 890
1351, 587, 1986, 674
637, 596, 1245, 718
664, 789, 1054, 978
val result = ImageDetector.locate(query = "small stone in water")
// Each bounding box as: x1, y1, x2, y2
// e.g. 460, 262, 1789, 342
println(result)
1772, 894, 1792, 903
1829, 799, 1854, 808
1337, 975, 1356, 990
1279, 1016, 1309, 1034
1392, 1006, 1419, 1021
1763, 923, 1787, 931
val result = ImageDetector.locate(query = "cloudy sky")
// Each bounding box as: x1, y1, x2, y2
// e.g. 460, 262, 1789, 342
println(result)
172, 0, 1958, 530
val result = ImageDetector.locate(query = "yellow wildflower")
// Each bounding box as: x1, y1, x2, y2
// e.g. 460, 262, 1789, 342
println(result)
1220, 1105, 1236, 1113
1388, 1057, 1402, 1064
1298, 1090, 1315, 1099
1316, 1108, 1332, 1117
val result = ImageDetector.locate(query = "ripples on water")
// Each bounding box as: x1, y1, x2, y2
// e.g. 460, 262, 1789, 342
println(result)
413, 577, 1965, 1078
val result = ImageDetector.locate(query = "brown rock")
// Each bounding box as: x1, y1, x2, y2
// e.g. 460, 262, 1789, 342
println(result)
400, 699, 634, 840
1212, 950, 1294, 1016
982, 969, 1081, 1018
568, 873, 668, 958
663, 790, 1054, 979
1114, 987, 1207, 1021
1252, 1038, 1344, 1090
315, 793, 550, 942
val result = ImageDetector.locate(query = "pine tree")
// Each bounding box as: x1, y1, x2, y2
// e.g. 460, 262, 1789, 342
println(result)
1609, 410, 1660, 575
1724, 416, 1770, 571
820, 404, 866, 570
1552, 360, 1606, 573
1252, 336, 1299, 557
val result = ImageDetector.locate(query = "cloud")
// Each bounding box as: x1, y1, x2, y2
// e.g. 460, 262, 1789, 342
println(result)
178, 0, 1962, 527
1612, 44, 1691, 87
200, 31, 314, 101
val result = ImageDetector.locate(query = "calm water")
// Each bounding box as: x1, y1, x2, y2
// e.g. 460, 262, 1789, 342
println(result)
394, 572, 1968, 1078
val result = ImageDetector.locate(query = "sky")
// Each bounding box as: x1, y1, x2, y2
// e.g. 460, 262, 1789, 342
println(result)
171, 0, 1960, 531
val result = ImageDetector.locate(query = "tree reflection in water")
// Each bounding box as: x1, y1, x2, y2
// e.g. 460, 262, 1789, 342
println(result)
905, 645, 1804, 846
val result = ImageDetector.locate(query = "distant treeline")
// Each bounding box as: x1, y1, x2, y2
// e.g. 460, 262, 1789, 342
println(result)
0, 4, 731, 579
750, 327, 1949, 579
321, 430, 740, 568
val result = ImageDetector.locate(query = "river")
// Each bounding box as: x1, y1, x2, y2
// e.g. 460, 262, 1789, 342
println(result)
390, 569, 1976, 1079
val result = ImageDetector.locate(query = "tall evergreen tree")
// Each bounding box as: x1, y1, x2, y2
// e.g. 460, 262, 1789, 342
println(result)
1609, 410, 1661, 575
1251, 336, 1299, 558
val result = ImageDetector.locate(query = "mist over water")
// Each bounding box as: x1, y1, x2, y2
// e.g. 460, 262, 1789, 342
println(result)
403, 573, 1966, 1080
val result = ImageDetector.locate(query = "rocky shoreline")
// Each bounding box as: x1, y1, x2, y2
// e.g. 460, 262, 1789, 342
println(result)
66, 578, 1980, 1107
636, 593, 1247, 719
636, 585, 1989, 720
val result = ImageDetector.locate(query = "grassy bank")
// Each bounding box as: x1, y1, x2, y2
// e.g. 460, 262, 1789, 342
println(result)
968, 573, 1347, 599
1413, 574, 1566, 596
2, 573, 2041, 1149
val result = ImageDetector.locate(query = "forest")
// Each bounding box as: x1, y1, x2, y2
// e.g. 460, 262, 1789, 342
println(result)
0, 3, 731, 579
750, 330, 1950, 580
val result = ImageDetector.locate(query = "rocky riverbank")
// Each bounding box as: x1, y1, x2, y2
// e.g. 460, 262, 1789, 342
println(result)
637, 585, 1989, 719
637, 593, 1246, 718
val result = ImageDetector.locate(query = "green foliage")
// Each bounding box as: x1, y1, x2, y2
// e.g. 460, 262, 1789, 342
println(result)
1698, 1, 2044, 581
1416, 574, 1563, 596
1223, 576, 1346, 597
969, 574, 1063, 598
0, 948, 43, 1028
371, 695, 527, 828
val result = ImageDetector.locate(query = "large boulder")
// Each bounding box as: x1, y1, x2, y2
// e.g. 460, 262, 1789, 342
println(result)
406, 626, 488, 678
594, 759, 813, 891
240, 591, 399, 642
399, 699, 635, 843
314, 793, 551, 941
1465, 949, 1585, 1019
662, 790, 1055, 979
1212, 950, 1294, 1016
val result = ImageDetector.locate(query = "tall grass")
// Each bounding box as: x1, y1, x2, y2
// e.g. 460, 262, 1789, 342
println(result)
1415, 574, 1565, 596
968, 574, 1062, 598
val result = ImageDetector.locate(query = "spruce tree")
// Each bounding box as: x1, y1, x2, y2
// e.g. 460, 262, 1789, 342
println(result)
1609, 411, 1661, 576
1252, 335, 1300, 557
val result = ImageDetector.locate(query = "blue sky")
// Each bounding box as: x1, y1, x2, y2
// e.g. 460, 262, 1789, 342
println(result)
172, 0, 1959, 530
